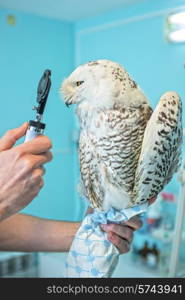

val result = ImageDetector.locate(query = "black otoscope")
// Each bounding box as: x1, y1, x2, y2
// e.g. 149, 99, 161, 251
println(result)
24, 69, 51, 142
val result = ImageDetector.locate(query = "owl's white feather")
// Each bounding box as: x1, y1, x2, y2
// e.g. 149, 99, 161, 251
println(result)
60, 60, 182, 211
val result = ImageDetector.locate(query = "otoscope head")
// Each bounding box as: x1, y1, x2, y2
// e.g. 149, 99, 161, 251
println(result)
44, 69, 51, 76
36, 69, 51, 115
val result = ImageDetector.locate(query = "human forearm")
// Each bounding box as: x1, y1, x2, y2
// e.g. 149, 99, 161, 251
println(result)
0, 214, 80, 252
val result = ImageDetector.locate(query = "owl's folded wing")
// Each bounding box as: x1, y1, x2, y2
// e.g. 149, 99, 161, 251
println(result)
132, 91, 183, 205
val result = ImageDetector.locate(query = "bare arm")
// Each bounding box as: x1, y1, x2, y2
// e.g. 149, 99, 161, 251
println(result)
0, 207, 146, 254
0, 213, 80, 252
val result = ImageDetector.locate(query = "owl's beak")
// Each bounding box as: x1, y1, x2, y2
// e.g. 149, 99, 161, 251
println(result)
65, 98, 73, 107
64, 95, 73, 107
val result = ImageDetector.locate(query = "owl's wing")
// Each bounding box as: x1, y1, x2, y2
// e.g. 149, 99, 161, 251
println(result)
132, 91, 182, 205
79, 131, 104, 209
79, 104, 153, 210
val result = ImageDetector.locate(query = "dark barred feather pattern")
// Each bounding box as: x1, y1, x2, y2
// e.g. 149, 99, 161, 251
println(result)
132, 92, 182, 205
79, 104, 153, 209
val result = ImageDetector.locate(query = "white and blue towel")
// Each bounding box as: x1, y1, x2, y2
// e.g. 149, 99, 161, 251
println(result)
66, 203, 148, 277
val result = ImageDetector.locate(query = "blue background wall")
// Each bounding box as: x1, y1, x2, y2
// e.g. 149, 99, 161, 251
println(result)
0, 8, 77, 221
75, 0, 185, 121
0, 0, 184, 222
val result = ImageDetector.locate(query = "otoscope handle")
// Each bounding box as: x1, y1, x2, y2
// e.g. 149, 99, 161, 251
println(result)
24, 120, 45, 142
25, 128, 38, 142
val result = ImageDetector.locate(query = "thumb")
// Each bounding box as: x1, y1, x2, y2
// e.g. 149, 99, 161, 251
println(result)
0, 122, 28, 151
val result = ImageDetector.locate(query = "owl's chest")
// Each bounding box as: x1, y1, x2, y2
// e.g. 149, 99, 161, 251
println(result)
79, 108, 140, 136
79, 109, 108, 136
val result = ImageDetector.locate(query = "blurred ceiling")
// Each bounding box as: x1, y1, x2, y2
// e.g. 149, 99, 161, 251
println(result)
0, 0, 142, 21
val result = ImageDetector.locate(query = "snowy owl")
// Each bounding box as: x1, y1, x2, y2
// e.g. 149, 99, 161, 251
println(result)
60, 60, 182, 211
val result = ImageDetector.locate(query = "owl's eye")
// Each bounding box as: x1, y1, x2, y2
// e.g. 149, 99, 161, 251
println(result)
76, 81, 84, 87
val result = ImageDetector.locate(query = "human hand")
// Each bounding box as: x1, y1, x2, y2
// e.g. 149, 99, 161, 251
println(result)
0, 123, 52, 221
100, 216, 142, 254
86, 196, 157, 254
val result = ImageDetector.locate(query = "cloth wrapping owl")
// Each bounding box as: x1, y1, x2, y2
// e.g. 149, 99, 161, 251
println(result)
60, 60, 182, 278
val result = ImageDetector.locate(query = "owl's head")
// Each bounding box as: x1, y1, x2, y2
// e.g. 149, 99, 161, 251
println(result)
60, 59, 147, 109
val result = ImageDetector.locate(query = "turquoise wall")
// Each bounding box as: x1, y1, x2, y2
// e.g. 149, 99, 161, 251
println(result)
75, 0, 185, 110
74, 0, 185, 218
0, 9, 77, 221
